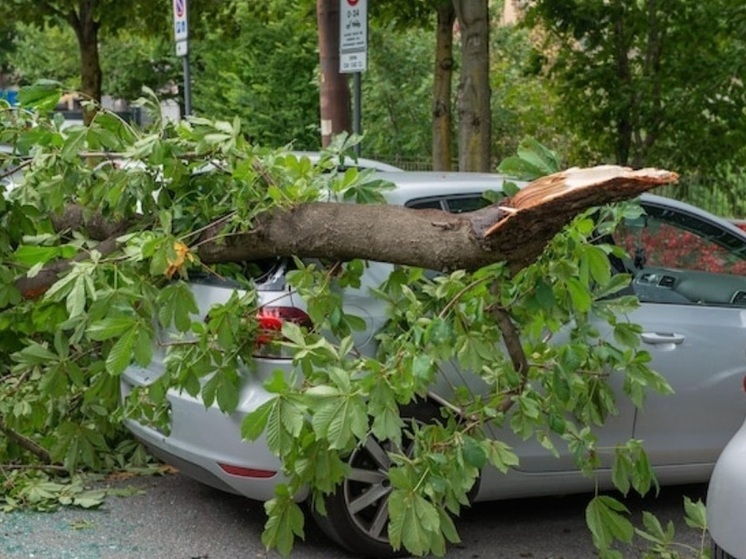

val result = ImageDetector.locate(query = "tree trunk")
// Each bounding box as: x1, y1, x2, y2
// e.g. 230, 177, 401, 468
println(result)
454, 0, 491, 172
432, 1, 455, 171
317, 0, 352, 147
68, 1, 102, 125
612, 9, 632, 167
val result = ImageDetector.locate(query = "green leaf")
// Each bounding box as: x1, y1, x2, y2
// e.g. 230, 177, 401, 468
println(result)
683, 497, 707, 530
534, 279, 555, 309
566, 277, 592, 312
87, 317, 138, 341
613, 323, 641, 349
262, 495, 305, 555
105, 328, 137, 376
15, 342, 59, 365
611, 451, 631, 496
497, 138, 561, 179
72, 490, 106, 509
585, 495, 634, 549
203, 369, 240, 413
311, 394, 368, 450
13, 245, 64, 267
462, 437, 488, 469
133, 327, 153, 366
18, 81, 63, 112
484, 440, 519, 473
637, 511, 670, 544
241, 399, 274, 441
266, 397, 305, 457
388, 489, 436, 555
217, 379, 239, 414
583, 245, 612, 286
66, 276, 87, 318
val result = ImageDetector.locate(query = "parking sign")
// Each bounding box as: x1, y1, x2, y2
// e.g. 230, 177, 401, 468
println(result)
173, 0, 188, 56
340, 0, 367, 73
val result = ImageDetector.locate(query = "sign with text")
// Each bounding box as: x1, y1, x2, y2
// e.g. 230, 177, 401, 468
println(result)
173, 0, 188, 56
339, 0, 367, 73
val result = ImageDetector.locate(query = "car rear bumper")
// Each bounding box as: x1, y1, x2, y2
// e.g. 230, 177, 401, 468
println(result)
121, 363, 307, 503
707, 416, 746, 559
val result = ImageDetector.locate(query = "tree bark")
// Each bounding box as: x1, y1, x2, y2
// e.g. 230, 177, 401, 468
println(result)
317, 0, 351, 147
612, 3, 633, 166
196, 166, 675, 272
14, 166, 677, 298
432, 1, 456, 171
67, 0, 102, 125
454, 0, 491, 172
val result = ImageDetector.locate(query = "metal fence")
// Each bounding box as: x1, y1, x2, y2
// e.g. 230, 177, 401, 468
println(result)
654, 176, 746, 220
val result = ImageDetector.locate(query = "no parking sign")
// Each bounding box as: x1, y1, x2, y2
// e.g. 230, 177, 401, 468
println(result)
340, 0, 367, 73
173, 0, 188, 56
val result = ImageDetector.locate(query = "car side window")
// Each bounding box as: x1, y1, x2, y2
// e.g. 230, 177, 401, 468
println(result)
408, 199, 445, 211
613, 203, 746, 306
407, 195, 493, 213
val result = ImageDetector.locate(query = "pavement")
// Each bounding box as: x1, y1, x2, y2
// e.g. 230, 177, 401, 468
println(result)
0, 471, 709, 559
0, 473, 343, 559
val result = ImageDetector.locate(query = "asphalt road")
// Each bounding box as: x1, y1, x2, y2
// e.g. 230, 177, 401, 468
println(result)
0, 473, 709, 559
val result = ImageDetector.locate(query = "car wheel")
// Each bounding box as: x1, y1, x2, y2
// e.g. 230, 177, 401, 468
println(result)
712, 541, 738, 559
311, 404, 442, 559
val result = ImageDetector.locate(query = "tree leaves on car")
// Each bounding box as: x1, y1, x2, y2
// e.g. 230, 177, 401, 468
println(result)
585, 495, 634, 551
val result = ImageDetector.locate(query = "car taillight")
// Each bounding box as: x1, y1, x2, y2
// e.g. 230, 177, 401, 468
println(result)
218, 463, 277, 479
254, 306, 312, 356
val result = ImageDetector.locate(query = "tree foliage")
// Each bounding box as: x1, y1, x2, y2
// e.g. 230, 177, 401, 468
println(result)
3, 22, 178, 103
190, 0, 320, 149
0, 0, 212, 120
0, 85, 710, 557
526, 0, 746, 172
491, 20, 566, 165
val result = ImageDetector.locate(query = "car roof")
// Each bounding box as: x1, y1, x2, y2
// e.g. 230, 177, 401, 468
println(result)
288, 151, 403, 172
373, 172, 746, 240
374, 171, 517, 205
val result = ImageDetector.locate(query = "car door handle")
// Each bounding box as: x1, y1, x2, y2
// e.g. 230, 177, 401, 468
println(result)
641, 332, 685, 345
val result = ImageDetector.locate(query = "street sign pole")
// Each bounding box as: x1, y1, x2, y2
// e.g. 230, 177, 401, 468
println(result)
339, 0, 368, 155
172, 0, 191, 117
353, 73, 361, 154
182, 55, 192, 117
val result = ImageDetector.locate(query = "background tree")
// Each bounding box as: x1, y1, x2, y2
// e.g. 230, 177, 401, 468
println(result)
454, 0, 491, 171
432, 0, 456, 171
4, 22, 178, 105
190, 1, 320, 149
2, 23, 80, 89
0, 0, 215, 123
526, 0, 746, 173
361, 24, 433, 163
372, 0, 457, 170
317, 0, 351, 146
490, 17, 566, 165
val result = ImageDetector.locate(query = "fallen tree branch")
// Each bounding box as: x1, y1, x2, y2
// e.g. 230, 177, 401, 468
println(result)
0, 417, 52, 464
14, 165, 678, 298
197, 166, 678, 272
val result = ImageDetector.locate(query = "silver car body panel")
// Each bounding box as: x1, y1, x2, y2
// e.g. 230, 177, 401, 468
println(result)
121, 172, 746, 506
708, 416, 746, 559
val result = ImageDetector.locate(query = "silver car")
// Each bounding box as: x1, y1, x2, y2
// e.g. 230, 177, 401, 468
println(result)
708, 415, 746, 559
121, 171, 746, 556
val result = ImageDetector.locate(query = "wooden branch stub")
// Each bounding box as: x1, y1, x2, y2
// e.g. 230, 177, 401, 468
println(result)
483, 165, 679, 237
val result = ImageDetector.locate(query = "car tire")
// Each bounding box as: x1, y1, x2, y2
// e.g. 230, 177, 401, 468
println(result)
310, 403, 444, 559
712, 541, 738, 559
